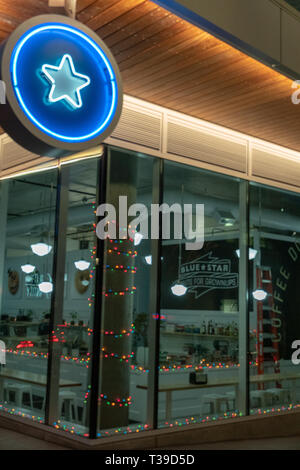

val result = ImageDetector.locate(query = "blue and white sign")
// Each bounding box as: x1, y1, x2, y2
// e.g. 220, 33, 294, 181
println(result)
0, 15, 123, 157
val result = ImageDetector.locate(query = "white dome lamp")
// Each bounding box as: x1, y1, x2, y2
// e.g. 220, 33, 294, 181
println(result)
21, 263, 36, 274
74, 240, 91, 271
31, 242, 52, 257
144, 255, 152, 265
134, 232, 143, 246
252, 289, 268, 301
171, 282, 188, 296
171, 192, 187, 297
74, 260, 91, 271
38, 281, 53, 294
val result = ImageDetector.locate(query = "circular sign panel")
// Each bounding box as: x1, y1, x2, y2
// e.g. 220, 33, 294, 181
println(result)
0, 15, 123, 157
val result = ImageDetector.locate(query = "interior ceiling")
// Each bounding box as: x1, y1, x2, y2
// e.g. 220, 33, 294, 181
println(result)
285, 0, 300, 12
0, 0, 300, 151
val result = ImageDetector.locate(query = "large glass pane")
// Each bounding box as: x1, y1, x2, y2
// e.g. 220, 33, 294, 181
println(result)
159, 161, 242, 428
0, 169, 57, 422
97, 148, 155, 437
52, 158, 99, 436
249, 183, 300, 415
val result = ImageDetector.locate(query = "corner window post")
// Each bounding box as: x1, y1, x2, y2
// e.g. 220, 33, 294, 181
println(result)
147, 158, 164, 429
238, 180, 250, 416
45, 165, 70, 425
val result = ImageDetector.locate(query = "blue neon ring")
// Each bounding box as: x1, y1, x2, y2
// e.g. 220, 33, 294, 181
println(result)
10, 24, 118, 142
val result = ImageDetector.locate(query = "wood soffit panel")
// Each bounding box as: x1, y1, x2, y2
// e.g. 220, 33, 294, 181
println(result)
0, 0, 299, 152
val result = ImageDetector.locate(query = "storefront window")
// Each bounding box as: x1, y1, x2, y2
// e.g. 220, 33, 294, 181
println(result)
97, 148, 155, 436
54, 158, 99, 435
1, 148, 300, 439
158, 162, 241, 427
0, 169, 57, 421
249, 183, 300, 414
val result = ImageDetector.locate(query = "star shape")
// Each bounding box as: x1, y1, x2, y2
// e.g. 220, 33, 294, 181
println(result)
41, 54, 91, 109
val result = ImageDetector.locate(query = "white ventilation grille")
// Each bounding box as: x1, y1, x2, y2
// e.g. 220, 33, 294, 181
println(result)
167, 121, 247, 173
252, 147, 300, 187
110, 107, 162, 150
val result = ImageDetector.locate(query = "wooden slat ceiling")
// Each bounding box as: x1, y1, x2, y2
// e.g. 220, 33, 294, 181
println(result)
0, 0, 299, 152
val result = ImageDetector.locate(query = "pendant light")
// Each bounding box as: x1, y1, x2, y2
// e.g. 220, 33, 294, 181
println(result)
21, 264, 36, 274
38, 281, 53, 294
171, 184, 187, 297
31, 242, 52, 257
235, 248, 257, 260
74, 239, 91, 271
171, 283, 188, 296
38, 186, 54, 293
252, 289, 268, 301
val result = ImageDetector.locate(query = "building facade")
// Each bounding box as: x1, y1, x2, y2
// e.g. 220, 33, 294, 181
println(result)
0, 0, 300, 445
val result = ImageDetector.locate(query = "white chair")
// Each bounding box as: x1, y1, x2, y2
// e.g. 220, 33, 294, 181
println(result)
267, 388, 291, 405
5, 382, 33, 409
250, 390, 273, 409
202, 393, 230, 415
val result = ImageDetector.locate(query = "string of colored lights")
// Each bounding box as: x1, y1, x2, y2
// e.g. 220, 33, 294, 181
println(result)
87, 205, 97, 310
105, 264, 137, 273
0, 404, 44, 424
5, 349, 258, 371
99, 394, 132, 407
103, 286, 137, 297
101, 348, 135, 362
103, 323, 136, 338
50, 403, 300, 439
107, 248, 138, 257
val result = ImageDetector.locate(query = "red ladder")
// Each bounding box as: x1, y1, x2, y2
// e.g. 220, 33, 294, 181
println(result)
256, 266, 280, 390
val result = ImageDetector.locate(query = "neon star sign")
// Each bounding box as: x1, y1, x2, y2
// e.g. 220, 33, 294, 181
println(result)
42, 54, 91, 110
0, 14, 123, 157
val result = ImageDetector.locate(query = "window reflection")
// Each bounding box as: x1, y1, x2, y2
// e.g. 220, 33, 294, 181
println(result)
0, 171, 57, 420
159, 162, 241, 426
53, 159, 99, 434
97, 148, 155, 434
249, 184, 300, 414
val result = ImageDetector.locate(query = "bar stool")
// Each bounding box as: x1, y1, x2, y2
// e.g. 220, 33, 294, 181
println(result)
41, 390, 78, 422
250, 390, 273, 409
59, 390, 78, 422
5, 382, 33, 409
267, 388, 291, 405
202, 393, 229, 415
76, 397, 87, 426
225, 391, 236, 410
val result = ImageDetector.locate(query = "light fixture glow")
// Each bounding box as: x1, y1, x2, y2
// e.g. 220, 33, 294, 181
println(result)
42, 54, 91, 109
21, 264, 35, 274
171, 283, 188, 296
38, 281, 53, 293
74, 260, 91, 271
31, 242, 52, 257
134, 233, 143, 246
11, 24, 118, 142
252, 289, 268, 301
235, 248, 258, 260
145, 255, 152, 265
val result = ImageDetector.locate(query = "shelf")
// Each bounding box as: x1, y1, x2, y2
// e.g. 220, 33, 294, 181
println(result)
161, 331, 238, 340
